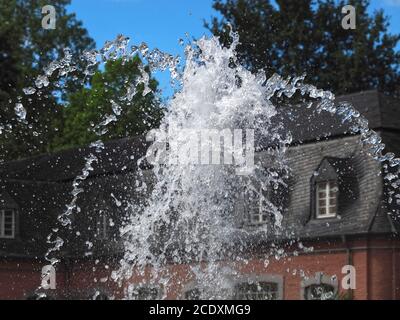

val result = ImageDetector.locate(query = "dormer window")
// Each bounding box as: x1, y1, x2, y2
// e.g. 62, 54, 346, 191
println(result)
316, 181, 338, 218
246, 187, 268, 225
310, 157, 356, 221
242, 171, 288, 228
0, 209, 15, 238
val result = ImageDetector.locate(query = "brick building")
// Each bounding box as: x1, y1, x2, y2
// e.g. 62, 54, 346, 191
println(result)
0, 90, 399, 300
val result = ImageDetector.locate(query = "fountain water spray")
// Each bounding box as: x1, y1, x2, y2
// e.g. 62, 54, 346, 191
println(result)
10, 30, 400, 299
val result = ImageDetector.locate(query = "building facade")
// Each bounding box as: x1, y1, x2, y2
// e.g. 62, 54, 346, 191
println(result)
0, 90, 399, 300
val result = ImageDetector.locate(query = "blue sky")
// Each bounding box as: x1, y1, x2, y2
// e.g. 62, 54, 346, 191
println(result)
67, 0, 400, 95
370, 0, 400, 39
68, 0, 217, 55
68, 0, 218, 95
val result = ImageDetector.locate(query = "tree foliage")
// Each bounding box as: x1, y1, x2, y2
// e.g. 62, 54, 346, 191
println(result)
0, 0, 94, 160
206, 0, 400, 97
56, 57, 163, 150
0, 0, 162, 160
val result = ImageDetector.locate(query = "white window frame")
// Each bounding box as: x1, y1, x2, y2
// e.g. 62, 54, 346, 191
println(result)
184, 287, 201, 300
0, 209, 15, 239
233, 274, 283, 300
127, 285, 161, 300
249, 195, 268, 225
246, 187, 269, 226
316, 181, 337, 218
234, 281, 279, 300
304, 283, 336, 300
301, 272, 338, 300
96, 210, 108, 240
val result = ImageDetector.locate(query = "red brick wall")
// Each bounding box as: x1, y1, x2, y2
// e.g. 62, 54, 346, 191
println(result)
139, 236, 400, 300
0, 259, 67, 299
0, 236, 399, 300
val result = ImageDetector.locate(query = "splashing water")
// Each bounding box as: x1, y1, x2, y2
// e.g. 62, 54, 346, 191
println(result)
111, 34, 400, 299
14, 103, 27, 123
114, 35, 294, 299
13, 31, 400, 299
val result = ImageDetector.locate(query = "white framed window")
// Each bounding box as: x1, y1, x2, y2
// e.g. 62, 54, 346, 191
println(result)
234, 282, 279, 300
246, 187, 269, 225
316, 181, 338, 218
301, 272, 338, 300
0, 209, 15, 239
249, 207, 269, 225
184, 288, 201, 300
93, 291, 109, 300
96, 210, 108, 239
127, 285, 159, 300
304, 284, 336, 300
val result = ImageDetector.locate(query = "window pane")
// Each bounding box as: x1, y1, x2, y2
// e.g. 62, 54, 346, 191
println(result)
0, 211, 3, 236
235, 282, 278, 300
316, 181, 337, 218
139, 288, 158, 300
2, 210, 14, 237
96, 211, 107, 239
131, 287, 158, 300
185, 288, 201, 300
305, 284, 335, 300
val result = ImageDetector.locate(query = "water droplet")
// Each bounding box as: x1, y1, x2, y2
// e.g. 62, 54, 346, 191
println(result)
111, 100, 122, 116
14, 103, 26, 122
23, 87, 36, 95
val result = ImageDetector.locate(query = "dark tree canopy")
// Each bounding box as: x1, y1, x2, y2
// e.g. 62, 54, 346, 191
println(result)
56, 57, 163, 150
206, 0, 400, 97
0, 0, 162, 161
0, 0, 95, 160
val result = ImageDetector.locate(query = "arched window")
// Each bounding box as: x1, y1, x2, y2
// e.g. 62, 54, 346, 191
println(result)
304, 283, 336, 300
127, 285, 160, 300
234, 281, 279, 300
301, 272, 338, 300
184, 288, 201, 300
26, 293, 54, 300
93, 292, 109, 300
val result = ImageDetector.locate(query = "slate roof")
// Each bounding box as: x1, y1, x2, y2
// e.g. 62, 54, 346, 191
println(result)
0, 136, 149, 182
284, 135, 386, 239
272, 89, 400, 145
0, 90, 399, 258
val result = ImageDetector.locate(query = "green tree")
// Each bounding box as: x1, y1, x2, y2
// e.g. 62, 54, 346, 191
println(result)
56, 57, 163, 150
206, 0, 400, 97
0, 0, 95, 160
